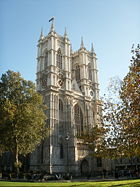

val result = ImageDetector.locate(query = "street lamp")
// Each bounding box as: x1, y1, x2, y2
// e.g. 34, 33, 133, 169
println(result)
65, 132, 70, 176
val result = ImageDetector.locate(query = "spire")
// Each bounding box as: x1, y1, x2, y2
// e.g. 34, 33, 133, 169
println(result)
49, 17, 55, 32
91, 43, 94, 53
39, 28, 44, 40
64, 27, 68, 39
80, 37, 84, 48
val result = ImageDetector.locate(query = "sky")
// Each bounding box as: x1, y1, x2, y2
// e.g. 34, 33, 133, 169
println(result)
0, 0, 140, 96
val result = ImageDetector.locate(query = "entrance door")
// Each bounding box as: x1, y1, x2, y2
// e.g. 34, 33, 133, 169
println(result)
81, 159, 89, 176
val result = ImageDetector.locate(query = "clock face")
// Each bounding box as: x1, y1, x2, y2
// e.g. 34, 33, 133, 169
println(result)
89, 90, 95, 98
90, 90, 93, 96
57, 73, 64, 87
58, 79, 63, 87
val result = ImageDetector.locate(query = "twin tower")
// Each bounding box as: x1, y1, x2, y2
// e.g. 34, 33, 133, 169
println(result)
30, 20, 102, 176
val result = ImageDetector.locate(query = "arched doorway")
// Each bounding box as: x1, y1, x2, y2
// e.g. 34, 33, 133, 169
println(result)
80, 159, 89, 176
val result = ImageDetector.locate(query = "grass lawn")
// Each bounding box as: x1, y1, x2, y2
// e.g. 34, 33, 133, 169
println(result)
0, 179, 140, 187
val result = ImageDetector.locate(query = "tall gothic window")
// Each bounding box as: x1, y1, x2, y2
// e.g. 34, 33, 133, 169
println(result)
57, 49, 62, 69
74, 104, 83, 136
88, 63, 92, 81
75, 65, 80, 82
59, 99, 63, 112
59, 99, 64, 134
60, 143, 64, 159
44, 51, 48, 69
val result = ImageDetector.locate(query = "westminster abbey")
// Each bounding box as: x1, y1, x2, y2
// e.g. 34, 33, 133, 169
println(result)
30, 20, 103, 176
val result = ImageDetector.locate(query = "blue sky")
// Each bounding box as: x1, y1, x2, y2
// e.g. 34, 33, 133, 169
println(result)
0, 0, 140, 96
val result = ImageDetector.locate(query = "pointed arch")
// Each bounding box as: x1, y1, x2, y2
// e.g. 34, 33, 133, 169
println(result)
59, 99, 64, 134
59, 99, 63, 113
88, 63, 92, 81
57, 49, 62, 69
74, 104, 83, 136
44, 49, 48, 69
75, 65, 80, 82
81, 159, 89, 176
60, 143, 64, 159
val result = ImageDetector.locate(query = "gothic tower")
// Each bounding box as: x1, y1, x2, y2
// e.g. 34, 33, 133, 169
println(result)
30, 20, 102, 176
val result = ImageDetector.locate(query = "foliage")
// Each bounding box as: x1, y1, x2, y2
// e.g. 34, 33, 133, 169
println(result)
118, 44, 140, 157
0, 70, 48, 171
80, 45, 140, 159
103, 44, 140, 158
14, 161, 22, 168
79, 125, 107, 157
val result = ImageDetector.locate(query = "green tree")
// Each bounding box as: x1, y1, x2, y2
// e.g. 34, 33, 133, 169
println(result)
0, 70, 48, 174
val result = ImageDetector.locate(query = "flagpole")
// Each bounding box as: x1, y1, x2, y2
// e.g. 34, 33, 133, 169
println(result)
52, 16, 55, 27
49, 17, 55, 31
49, 16, 55, 23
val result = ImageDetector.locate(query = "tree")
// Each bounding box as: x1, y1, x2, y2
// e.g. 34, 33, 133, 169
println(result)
118, 44, 140, 157
80, 45, 140, 159
79, 125, 107, 157
103, 45, 140, 158
101, 76, 123, 158
0, 70, 48, 174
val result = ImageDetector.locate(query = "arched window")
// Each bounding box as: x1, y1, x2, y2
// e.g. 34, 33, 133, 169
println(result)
60, 143, 64, 159
81, 159, 89, 175
75, 65, 80, 82
74, 104, 83, 136
59, 100, 63, 114
57, 49, 62, 69
88, 63, 92, 81
59, 99, 64, 134
44, 51, 48, 69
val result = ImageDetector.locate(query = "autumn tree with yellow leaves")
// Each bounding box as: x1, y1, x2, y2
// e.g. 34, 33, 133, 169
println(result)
117, 44, 140, 157
80, 45, 140, 159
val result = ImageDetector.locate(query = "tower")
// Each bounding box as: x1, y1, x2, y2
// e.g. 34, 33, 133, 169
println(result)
30, 20, 102, 176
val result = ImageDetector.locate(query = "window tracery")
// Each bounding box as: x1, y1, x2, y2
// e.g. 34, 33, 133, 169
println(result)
44, 51, 48, 69
59, 99, 63, 112
59, 99, 64, 134
57, 49, 62, 69
88, 63, 92, 81
74, 104, 83, 136
60, 143, 64, 159
75, 65, 80, 82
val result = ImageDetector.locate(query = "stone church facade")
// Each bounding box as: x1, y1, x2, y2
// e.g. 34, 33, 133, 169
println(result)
30, 21, 102, 176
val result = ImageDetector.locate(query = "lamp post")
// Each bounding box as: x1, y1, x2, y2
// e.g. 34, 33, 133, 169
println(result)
65, 132, 70, 176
